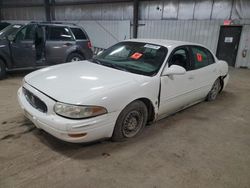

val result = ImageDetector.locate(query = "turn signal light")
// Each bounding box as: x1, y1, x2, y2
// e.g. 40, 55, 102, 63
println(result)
68, 133, 87, 138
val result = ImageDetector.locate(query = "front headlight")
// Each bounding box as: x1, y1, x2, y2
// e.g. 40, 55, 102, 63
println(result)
54, 102, 107, 119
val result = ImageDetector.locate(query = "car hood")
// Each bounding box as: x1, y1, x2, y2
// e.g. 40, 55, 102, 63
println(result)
25, 61, 144, 104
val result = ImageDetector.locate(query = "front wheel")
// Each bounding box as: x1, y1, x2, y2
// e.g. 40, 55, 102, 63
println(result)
67, 53, 84, 62
0, 59, 7, 80
112, 101, 148, 142
207, 78, 222, 101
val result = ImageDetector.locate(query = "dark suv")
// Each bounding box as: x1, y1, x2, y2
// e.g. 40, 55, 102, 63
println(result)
0, 22, 93, 79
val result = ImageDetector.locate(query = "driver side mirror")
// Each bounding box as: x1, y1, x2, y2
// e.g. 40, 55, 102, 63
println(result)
162, 65, 186, 76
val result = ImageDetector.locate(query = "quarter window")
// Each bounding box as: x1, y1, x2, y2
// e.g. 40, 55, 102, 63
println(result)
191, 46, 211, 69
47, 26, 73, 41
70, 28, 87, 40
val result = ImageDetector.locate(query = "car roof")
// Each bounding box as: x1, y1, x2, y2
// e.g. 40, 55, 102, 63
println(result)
28, 22, 80, 28
125, 38, 205, 49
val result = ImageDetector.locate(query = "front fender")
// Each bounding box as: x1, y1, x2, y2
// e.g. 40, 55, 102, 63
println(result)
79, 77, 160, 118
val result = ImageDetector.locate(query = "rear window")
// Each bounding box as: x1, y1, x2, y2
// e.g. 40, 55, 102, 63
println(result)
46, 26, 73, 41
70, 27, 87, 40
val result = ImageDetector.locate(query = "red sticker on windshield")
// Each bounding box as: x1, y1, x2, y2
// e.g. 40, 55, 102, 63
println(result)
131, 52, 143, 60
196, 53, 203, 62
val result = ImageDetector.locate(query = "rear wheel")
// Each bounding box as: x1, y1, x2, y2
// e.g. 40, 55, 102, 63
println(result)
0, 59, 7, 80
67, 53, 84, 62
112, 101, 148, 142
207, 78, 222, 101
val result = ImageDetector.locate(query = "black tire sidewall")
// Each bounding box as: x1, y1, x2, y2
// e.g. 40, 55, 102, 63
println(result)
67, 53, 84, 62
0, 60, 7, 80
207, 78, 221, 101
112, 101, 148, 142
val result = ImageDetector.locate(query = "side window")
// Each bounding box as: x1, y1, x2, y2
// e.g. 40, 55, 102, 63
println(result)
15, 24, 36, 42
206, 49, 215, 65
169, 48, 189, 70
70, 27, 87, 40
191, 46, 210, 69
47, 26, 73, 41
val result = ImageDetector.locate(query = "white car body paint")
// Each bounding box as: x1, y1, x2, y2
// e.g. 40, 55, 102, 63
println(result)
17, 39, 229, 143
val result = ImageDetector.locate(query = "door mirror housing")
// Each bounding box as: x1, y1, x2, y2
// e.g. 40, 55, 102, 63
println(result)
162, 65, 186, 76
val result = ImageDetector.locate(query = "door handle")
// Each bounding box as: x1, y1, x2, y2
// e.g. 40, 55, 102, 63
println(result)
63, 43, 73, 47
188, 75, 194, 80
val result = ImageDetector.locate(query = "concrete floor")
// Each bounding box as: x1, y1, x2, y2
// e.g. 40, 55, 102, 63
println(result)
0, 68, 250, 188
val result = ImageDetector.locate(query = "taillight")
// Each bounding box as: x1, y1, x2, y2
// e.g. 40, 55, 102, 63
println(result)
87, 41, 92, 49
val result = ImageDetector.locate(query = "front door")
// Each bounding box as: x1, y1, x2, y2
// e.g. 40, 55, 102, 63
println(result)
11, 24, 37, 68
158, 47, 195, 118
216, 26, 242, 67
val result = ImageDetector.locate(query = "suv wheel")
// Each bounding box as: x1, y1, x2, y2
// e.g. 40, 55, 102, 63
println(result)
0, 59, 7, 80
67, 53, 84, 62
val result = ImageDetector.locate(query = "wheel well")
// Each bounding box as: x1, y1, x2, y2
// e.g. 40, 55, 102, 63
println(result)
69, 51, 85, 59
136, 98, 155, 122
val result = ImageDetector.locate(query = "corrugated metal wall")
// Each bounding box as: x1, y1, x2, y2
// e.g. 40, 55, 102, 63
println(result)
235, 20, 250, 68
138, 0, 250, 20
2, 0, 250, 21
1, 7, 45, 20
138, 20, 222, 53
54, 3, 133, 20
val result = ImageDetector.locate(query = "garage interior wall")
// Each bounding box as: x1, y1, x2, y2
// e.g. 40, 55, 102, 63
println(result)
0, 0, 250, 68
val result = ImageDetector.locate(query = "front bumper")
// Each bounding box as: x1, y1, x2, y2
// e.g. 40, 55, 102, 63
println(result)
17, 84, 119, 143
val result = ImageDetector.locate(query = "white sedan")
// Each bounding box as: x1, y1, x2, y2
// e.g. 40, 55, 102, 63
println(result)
17, 39, 229, 143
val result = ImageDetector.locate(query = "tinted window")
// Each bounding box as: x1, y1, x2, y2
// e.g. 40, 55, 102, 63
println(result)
93, 42, 168, 76
70, 27, 87, 40
15, 24, 36, 41
47, 26, 73, 41
169, 48, 189, 70
0, 24, 23, 39
191, 46, 210, 69
206, 49, 215, 65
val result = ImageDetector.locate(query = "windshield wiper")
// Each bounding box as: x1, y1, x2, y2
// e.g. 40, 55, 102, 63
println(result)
90, 58, 102, 65
91, 58, 130, 72
103, 62, 131, 72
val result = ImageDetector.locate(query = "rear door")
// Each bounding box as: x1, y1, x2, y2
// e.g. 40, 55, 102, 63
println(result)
45, 25, 75, 65
10, 24, 36, 68
188, 46, 218, 101
70, 27, 93, 59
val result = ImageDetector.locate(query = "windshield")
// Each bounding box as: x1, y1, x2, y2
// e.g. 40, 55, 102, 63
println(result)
0, 24, 23, 39
91, 41, 168, 76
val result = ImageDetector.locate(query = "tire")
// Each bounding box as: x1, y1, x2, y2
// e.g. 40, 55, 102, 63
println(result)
0, 59, 7, 80
112, 100, 148, 142
206, 78, 222, 101
67, 53, 84, 62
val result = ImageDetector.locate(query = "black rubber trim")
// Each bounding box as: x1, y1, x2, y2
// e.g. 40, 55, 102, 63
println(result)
157, 79, 161, 108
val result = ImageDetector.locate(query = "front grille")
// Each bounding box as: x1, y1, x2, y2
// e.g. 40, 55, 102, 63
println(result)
23, 87, 47, 113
